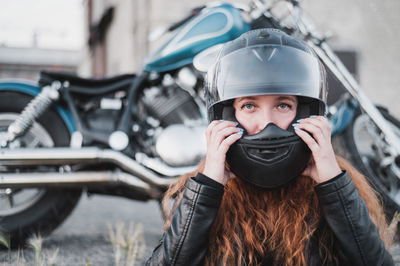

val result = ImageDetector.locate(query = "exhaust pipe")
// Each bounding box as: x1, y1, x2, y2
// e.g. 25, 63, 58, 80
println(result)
0, 171, 164, 198
0, 147, 186, 187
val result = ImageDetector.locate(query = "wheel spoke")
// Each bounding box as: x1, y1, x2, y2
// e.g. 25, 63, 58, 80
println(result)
0, 95, 83, 244
352, 112, 400, 207
0, 114, 55, 216
4, 188, 14, 208
27, 137, 40, 148
7, 194, 14, 208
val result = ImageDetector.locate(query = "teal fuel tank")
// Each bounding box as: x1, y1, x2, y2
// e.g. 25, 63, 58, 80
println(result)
144, 3, 250, 73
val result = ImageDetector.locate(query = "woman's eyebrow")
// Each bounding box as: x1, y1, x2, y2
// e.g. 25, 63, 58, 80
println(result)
236, 96, 257, 104
276, 96, 297, 102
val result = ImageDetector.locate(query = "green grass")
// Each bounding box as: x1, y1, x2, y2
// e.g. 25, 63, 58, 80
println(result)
0, 234, 9, 250
108, 221, 146, 266
0, 221, 146, 266
27, 234, 59, 266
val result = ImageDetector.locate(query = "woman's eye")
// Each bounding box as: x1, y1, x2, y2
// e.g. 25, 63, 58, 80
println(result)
243, 103, 255, 110
278, 103, 292, 110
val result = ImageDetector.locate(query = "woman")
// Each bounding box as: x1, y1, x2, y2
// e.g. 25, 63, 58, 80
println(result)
146, 29, 393, 265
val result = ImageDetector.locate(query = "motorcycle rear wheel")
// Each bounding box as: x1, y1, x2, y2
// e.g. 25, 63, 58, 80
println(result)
333, 107, 400, 220
0, 91, 82, 248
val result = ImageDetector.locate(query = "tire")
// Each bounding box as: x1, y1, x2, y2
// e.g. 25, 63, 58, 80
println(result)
0, 91, 82, 248
332, 106, 400, 219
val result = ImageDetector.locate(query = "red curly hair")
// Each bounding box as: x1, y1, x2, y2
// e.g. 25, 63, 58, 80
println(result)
162, 156, 391, 266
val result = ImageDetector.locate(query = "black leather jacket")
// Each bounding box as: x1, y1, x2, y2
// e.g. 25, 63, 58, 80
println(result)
146, 172, 394, 265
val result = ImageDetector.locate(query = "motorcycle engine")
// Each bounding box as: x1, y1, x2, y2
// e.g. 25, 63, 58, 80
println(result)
138, 75, 206, 166
139, 81, 203, 127
155, 124, 207, 166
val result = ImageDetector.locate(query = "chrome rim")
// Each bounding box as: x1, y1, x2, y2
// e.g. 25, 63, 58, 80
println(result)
352, 113, 400, 204
0, 113, 54, 216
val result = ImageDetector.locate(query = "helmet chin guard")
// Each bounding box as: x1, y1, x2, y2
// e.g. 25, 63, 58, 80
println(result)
226, 123, 311, 189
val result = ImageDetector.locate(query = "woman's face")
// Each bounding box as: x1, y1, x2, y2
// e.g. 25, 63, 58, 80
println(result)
233, 95, 298, 135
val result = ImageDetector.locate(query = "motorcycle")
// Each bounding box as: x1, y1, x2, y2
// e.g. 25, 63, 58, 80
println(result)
0, 0, 399, 247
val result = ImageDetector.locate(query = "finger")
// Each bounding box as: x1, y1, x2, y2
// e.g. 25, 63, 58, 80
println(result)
300, 116, 331, 140
213, 126, 240, 146
294, 127, 320, 153
296, 122, 326, 146
308, 116, 331, 136
206, 120, 222, 140
213, 120, 238, 132
219, 131, 242, 154
209, 120, 238, 141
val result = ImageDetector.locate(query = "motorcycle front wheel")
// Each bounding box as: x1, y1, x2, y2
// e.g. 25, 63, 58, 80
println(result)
333, 106, 400, 219
0, 91, 82, 248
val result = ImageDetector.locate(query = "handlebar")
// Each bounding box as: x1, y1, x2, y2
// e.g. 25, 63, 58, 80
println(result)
254, 0, 400, 153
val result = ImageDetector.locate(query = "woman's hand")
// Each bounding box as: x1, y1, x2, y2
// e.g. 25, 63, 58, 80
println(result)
202, 120, 242, 185
294, 116, 342, 184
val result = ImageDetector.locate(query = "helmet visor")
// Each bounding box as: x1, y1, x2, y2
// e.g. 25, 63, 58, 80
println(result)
208, 45, 326, 106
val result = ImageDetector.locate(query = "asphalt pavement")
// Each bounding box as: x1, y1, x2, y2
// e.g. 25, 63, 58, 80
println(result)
0, 194, 164, 265
1, 192, 400, 265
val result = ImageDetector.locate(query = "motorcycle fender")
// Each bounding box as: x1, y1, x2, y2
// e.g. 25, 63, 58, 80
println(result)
0, 80, 76, 134
330, 98, 358, 136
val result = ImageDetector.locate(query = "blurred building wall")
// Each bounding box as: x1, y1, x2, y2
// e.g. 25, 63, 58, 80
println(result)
303, 0, 400, 118
0, 46, 80, 81
81, 0, 400, 117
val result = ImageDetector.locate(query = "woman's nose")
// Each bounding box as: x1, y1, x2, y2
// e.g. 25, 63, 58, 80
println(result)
255, 112, 274, 133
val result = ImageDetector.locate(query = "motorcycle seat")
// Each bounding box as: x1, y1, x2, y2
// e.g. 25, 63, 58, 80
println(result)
39, 71, 136, 88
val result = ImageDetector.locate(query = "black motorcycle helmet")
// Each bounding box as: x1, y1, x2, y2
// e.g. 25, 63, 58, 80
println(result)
205, 28, 328, 189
